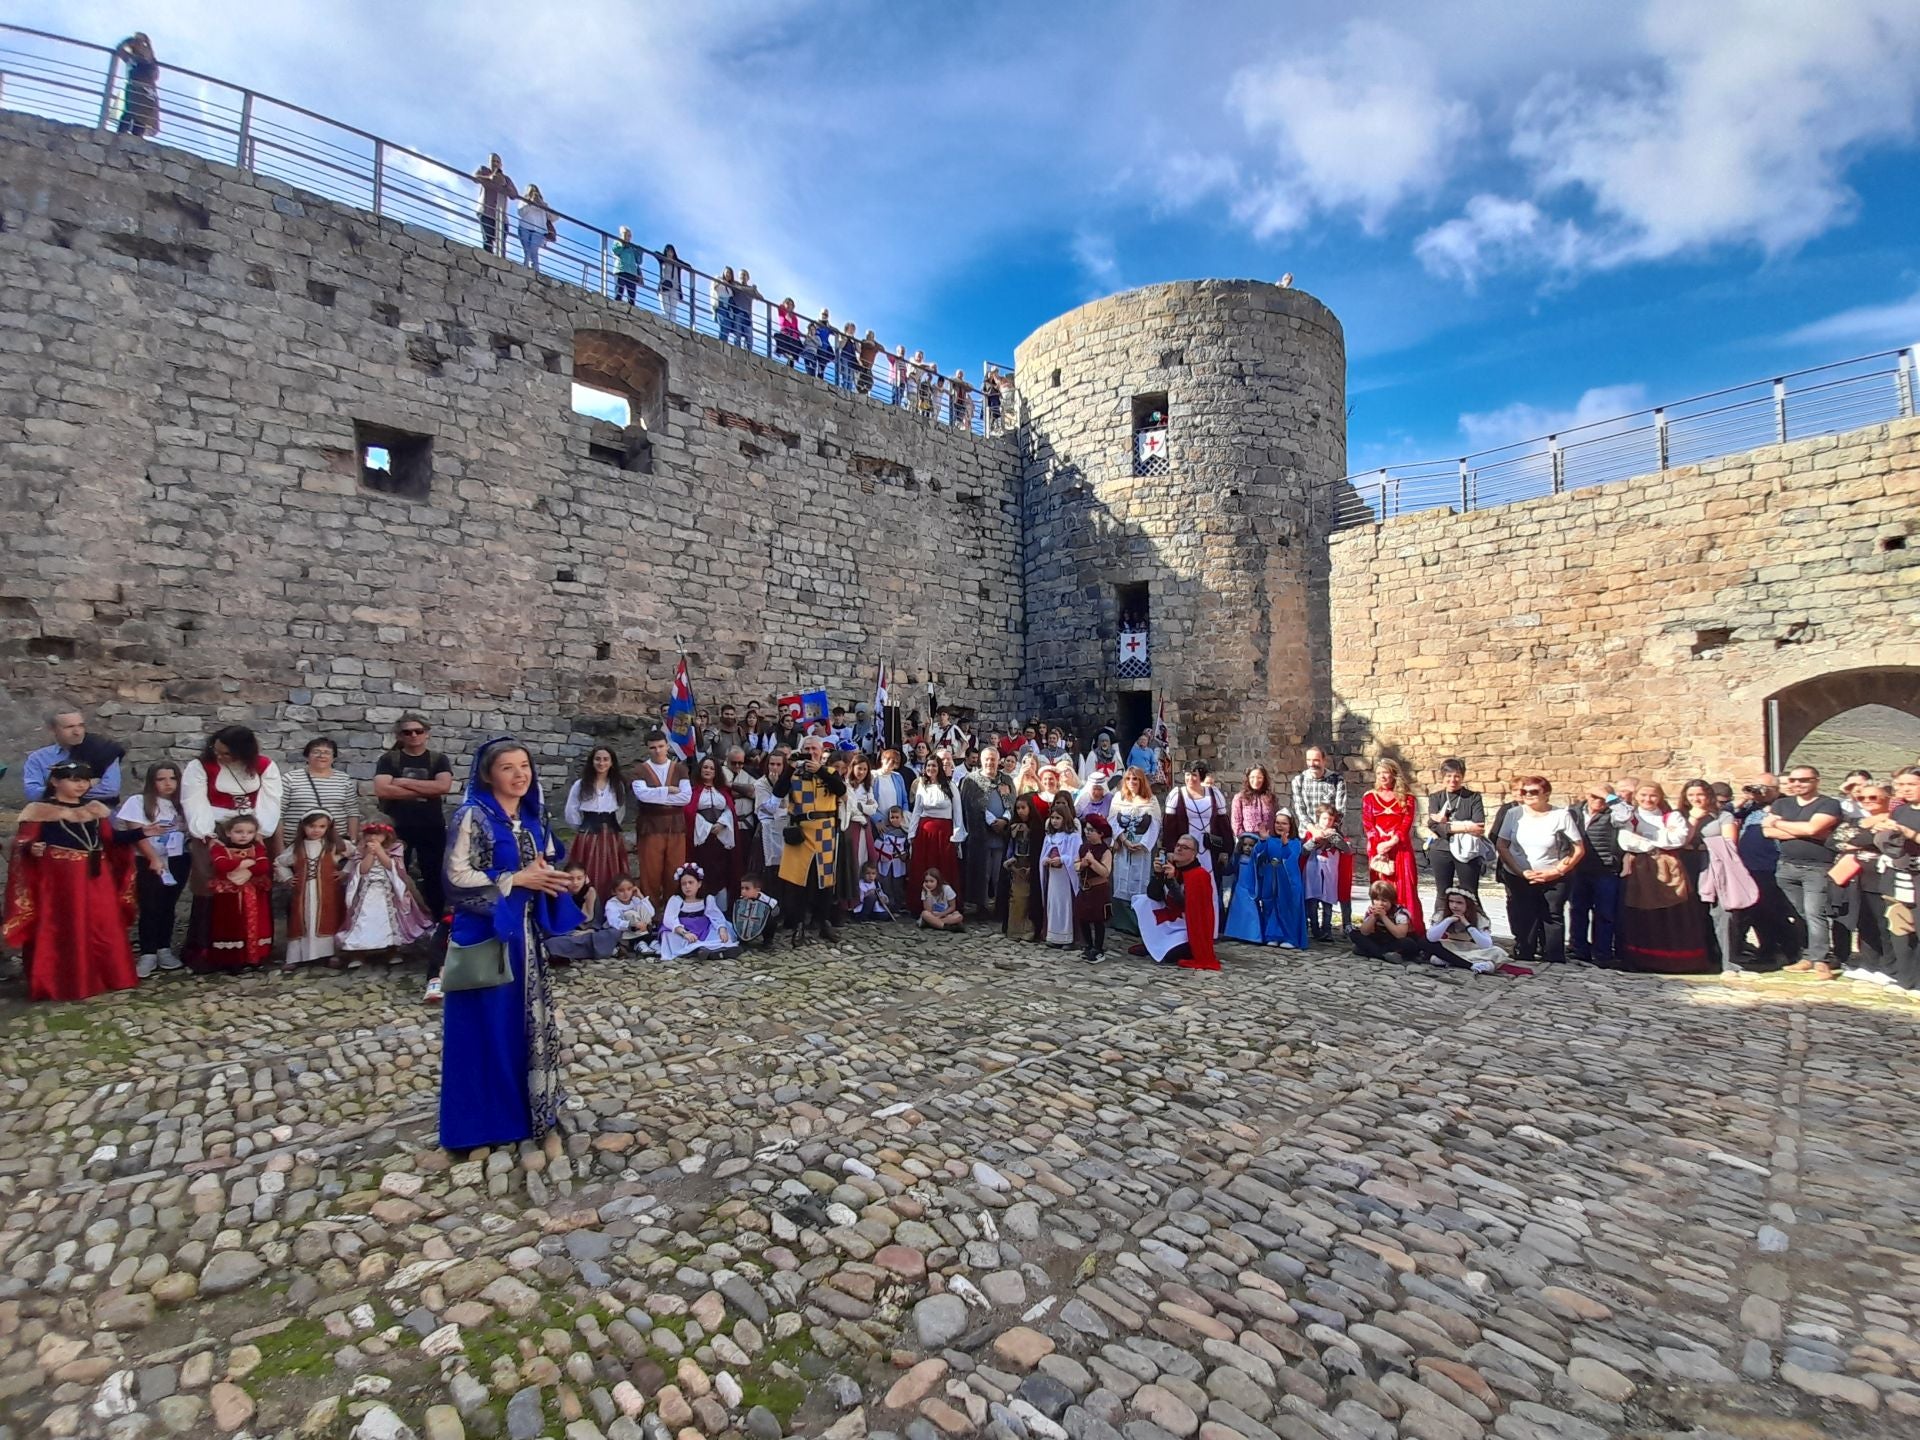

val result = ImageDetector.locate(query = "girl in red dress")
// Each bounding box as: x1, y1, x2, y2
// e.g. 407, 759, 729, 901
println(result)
1362, 759, 1425, 933
203, 814, 273, 969
3, 760, 138, 1001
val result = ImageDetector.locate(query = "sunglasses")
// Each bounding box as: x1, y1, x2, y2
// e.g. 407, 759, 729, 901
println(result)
1520, 788, 1544, 796
398, 727, 427, 736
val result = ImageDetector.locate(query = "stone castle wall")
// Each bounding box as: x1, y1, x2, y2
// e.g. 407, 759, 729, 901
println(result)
1326, 417, 1920, 791
1015, 282, 1346, 771
0, 113, 1021, 779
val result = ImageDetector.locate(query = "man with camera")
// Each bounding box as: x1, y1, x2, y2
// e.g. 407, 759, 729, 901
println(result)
1129, 835, 1220, 971
774, 736, 845, 946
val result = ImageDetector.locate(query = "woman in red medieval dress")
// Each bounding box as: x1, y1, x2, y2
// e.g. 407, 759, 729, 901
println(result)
3, 760, 139, 1001
1362, 758, 1425, 934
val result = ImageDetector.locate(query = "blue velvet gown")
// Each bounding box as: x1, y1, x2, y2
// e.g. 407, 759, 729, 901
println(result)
1224, 848, 1265, 943
1256, 836, 1310, 948
439, 744, 583, 1151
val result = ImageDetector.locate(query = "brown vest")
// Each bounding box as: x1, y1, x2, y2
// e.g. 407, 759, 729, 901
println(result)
633, 760, 688, 836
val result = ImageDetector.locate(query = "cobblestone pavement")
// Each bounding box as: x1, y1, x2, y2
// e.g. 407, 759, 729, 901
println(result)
2, 926, 1918, 1440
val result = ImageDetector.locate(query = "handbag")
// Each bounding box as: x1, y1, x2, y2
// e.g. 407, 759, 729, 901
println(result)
1827, 853, 1862, 888
441, 936, 510, 992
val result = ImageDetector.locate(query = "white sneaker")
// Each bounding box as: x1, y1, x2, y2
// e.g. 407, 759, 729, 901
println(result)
423, 977, 443, 1003
136, 953, 158, 979
156, 948, 183, 971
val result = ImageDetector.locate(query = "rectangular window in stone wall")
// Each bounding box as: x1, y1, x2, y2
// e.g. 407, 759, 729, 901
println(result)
1132, 393, 1169, 476
355, 421, 433, 500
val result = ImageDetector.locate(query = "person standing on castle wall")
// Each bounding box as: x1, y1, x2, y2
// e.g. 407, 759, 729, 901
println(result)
837, 323, 861, 392
731, 271, 762, 346
516, 185, 556, 273
631, 732, 692, 913
983, 368, 1003, 432
472, 154, 517, 257
858, 331, 881, 395
612, 227, 643, 304
112, 34, 161, 138
23, 708, 123, 806
808, 310, 837, 380
889, 346, 909, 404
1361, 759, 1424, 934
374, 715, 455, 921
179, 726, 283, 970
949, 370, 973, 429
713, 268, 737, 342
775, 299, 803, 366
657, 244, 689, 324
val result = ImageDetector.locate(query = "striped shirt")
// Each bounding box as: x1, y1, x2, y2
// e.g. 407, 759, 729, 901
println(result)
280, 768, 360, 841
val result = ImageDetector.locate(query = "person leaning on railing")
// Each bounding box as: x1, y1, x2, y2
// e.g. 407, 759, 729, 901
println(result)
774, 299, 803, 366
113, 33, 161, 137
612, 227, 643, 304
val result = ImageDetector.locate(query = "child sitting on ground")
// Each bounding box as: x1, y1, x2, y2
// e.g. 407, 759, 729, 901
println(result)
605, 877, 657, 956
1351, 880, 1422, 962
1425, 887, 1505, 972
730, 874, 780, 951
919, 867, 964, 930
849, 861, 893, 921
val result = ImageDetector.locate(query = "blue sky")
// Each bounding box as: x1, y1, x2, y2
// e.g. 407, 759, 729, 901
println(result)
13, 0, 1920, 472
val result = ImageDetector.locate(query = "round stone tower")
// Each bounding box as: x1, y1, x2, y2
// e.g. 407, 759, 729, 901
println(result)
1015, 280, 1345, 773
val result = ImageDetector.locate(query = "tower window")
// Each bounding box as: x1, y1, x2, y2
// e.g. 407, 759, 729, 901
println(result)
1116, 583, 1151, 679
355, 421, 432, 500
1132, 393, 1169, 476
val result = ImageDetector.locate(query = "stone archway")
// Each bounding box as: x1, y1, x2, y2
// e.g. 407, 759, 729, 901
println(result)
1764, 666, 1920, 769
573, 329, 666, 432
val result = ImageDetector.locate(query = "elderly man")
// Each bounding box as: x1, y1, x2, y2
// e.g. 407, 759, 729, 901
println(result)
1131, 835, 1220, 971
774, 736, 844, 946
959, 746, 1013, 915
1289, 747, 1344, 831
23, 707, 123, 803
725, 746, 757, 862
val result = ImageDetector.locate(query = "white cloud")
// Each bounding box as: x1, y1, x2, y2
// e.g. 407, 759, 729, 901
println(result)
1422, 0, 1920, 283
1783, 287, 1920, 348
1071, 229, 1121, 298
1459, 383, 1648, 451
1224, 20, 1474, 235
1414, 196, 1589, 286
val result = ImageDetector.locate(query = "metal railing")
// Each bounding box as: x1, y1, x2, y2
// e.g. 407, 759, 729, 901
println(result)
1328, 346, 1919, 529
0, 23, 1016, 436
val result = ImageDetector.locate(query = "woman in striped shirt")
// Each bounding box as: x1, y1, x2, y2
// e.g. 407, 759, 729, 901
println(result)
280, 737, 360, 847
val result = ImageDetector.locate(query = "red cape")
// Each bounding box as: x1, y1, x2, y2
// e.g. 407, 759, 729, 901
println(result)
1154, 861, 1218, 970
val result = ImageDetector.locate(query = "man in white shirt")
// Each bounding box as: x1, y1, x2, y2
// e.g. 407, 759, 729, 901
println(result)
631, 732, 692, 911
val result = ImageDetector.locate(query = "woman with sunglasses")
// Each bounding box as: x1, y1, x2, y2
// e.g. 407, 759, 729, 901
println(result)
1494, 776, 1585, 966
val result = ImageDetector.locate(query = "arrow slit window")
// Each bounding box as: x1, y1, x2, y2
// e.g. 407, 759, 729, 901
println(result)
1132, 393, 1169, 476
1116, 582, 1151, 679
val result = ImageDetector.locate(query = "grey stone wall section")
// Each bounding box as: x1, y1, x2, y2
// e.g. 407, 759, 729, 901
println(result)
1014, 281, 1346, 773
0, 113, 1021, 782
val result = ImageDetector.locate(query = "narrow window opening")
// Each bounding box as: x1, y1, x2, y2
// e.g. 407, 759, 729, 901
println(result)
1132, 393, 1169, 476
1050, 368, 1061, 388
1116, 583, 1151, 679
594, 641, 611, 661
1691, 627, 1733, 657
354, 421, 432, 500
1882, 534, 1908, 552
556, 567, 577, 584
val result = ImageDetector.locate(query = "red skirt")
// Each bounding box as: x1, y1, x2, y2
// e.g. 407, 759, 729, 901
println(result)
570, 817, 631, 903
3, 830, 138, 1002
910, 818, 960, 893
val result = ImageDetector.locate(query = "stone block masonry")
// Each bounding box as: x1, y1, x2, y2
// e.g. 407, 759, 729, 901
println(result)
0, 112, 1020, 779
1327, 416, 1920, 790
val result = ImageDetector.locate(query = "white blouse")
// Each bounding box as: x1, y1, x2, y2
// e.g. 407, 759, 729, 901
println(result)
565, 779, 625, 826
907, 782, 969, 843
1617, 807, 1691, 852
182, 759, 285, 840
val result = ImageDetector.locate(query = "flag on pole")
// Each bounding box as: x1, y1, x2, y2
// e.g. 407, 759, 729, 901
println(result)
1154, 697, 1174, 788
872, 660, 890, 720
665, 656, 695, 759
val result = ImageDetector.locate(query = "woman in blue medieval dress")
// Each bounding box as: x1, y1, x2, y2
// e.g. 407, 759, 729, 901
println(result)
439, 738, 584, 1150
1224, 814, 1310, 949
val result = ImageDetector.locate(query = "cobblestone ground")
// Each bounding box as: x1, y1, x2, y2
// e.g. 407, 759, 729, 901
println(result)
2, 926, 1918, 1440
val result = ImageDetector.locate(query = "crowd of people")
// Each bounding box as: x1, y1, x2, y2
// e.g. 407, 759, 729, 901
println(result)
8, 702, 1918, 1148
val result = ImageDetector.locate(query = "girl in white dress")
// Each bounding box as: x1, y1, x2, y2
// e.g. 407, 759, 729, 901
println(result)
659, 863, 739, 961
1038, 807, 1082, 947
